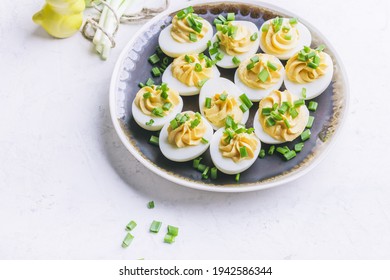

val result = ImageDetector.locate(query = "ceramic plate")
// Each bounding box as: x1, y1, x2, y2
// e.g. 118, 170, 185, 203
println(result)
109, 0, 349, 192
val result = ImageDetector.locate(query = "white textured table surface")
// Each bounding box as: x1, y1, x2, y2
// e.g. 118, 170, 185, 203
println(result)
1, 0, 390, 260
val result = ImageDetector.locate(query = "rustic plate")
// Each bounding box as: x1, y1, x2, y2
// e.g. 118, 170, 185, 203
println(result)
109, 0, 349, 192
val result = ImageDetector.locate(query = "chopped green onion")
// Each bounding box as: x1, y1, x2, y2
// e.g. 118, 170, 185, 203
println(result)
289, 17, 298, 25
250, 32, 258, 41
307, 51, 316, 59
308, 61, 318, 69
294, 142, 304, 152
207, 40, 212, 47
261, 23, 270, 32
193, 157, 202, 169
156, 46, 163, 55
228, 25, 238, 37
148, 54, 160, 64
121, 233, 134, 248
189, 32, 198, 42
150, 220, 162, 233
149, 135, 159, 146
216, 23, 223, 31
298, 53, 307, 61
268, 145, 275, 155
162, 56, 169, 66
227, 13, 235, 21
272, 103, 278, 111
284, 34, 292, 40
306, 116, 315, 128
164, 234, 175, 244
313, 55, 320, 65
278, 103, 289, 114
205, 58, 214, 68
294, 99, 305, 107
284, 150, 296, 161
151, 67, 161, 77
194, 63, 202, 72
276, 146, 288, 154
167, 225, 179, 237
239, 94, 253, 109
232, 56, 241, 65
225, 115, 236, 129
152, 107, 164, 117
126, 220, 137, 231
246, 62, 255, 70
205, 97, 212, 108
259, 149, 266, 158
270, 111, 283, 121
258, 69, 269, 83
246, 127, 255, 134
170, 119, 179, 130
202, 166, 210, 179
197, 163, 207, 172
161, 90, 168, 99
213, 18, 223, 25
198, 78, 209, 87
210, 167, 218, 180
266, 117, 276, 127
218, 14, 227, 23
239, 146, 248, 157
284, 119, 291, 128
219, 92, 228, 101
184, 54, 193, 63
147, 201, 155, 209
250, 56, 260, 63
139, 82, 145, 88
301, 87, 307, 98
208, 48, 218, 57
304, 46, 311, 53
289, 107, 299, 119
190, 118, 200, 129
162, 102, 172, 111
267, 61, 278, 71
262, 107, 272, 116
240, 104, 248, 113
145, 119, 154, 126
235, 173, 240, 182
201, 137, 209, 144
145, 78, 154, 86
282, 26, 291, 32
143, 92, 151, 99
235, 127, 246, 134
215, 52, 224, 61
316, 44, 325, 52
308, 101, 318, 111
301, 129, 311, 141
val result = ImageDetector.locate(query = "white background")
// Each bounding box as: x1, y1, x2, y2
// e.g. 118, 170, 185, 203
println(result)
0, 0, 389, 260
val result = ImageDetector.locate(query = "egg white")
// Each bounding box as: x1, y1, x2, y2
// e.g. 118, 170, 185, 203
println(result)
132, 96, 183, 131
259, 18, 312, 60
284, 52, 333, 100
161, 63, 221, 96
199, 77, 249, 130
234, 56, 285, 102
209, 21, 260, 69
159, 112, 214, 162
210, 127, 261, 175
159, 20, 214, 58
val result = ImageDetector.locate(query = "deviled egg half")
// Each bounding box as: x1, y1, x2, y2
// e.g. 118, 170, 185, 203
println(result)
259, 17, 311, 60
234, 53, 285, 102
159, 111, 214, 162
284, 45, 333, 99
253, 89, 309, 144
199, 77, 250, 130
159, 6, 213, 58
210, 116, 261, 175
209, 18, 260, 69
132, 83, 183, 131
162, 53, 220, 96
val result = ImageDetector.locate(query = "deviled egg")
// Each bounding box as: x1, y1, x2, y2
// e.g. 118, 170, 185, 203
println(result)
253, 89, 309, 144
159, 111, 214, 162
162, 53, 220, 96
132, 83, 183, 131
234, 53, 285, 101
210, 117, 261, 175
259, 17, 311, 60
199, 77, 250, 130
284, 45, 333, 99
209, 19, 260, 69
159, 6, 213, 58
